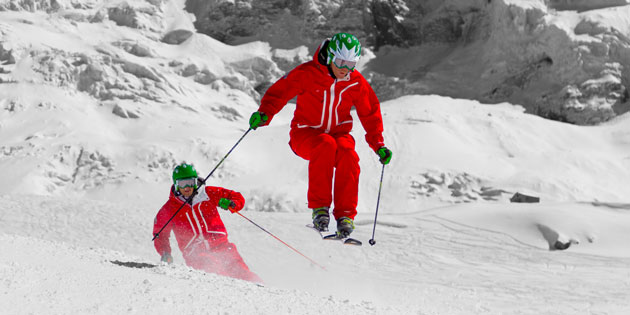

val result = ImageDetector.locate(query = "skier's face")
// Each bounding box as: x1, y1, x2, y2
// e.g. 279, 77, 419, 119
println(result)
176, 177, 196, 198
179, 186, 194, 198
330, 61, 350, 79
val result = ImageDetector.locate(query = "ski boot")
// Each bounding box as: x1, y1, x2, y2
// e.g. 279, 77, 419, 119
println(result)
312, 207, 330, 231
336, 216, 355, 238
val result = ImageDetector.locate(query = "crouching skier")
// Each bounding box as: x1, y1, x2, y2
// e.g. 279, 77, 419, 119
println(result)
153, 163, 261, 283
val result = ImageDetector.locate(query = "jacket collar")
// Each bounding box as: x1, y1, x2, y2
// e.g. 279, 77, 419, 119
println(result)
169, 185, 197, 205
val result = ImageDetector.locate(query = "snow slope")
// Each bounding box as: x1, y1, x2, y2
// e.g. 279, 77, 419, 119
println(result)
2, 95, 630, 314
2, 195, 630, 314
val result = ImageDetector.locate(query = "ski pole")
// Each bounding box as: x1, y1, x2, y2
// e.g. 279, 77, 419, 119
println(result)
152, 128, 252, 241
236, 212, 327, 271
368, 164, 386, 246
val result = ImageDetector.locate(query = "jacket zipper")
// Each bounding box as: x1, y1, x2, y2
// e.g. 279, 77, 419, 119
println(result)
326, 79, 336, 133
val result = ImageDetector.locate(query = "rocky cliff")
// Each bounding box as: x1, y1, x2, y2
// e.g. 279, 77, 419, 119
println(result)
186, 0, 630, 124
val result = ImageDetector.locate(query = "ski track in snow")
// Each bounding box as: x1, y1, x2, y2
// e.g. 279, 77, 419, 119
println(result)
0, 234, 378, 315
400, 215, 629, 314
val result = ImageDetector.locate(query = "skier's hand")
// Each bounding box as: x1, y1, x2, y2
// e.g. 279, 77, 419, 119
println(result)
219, 198, 237, 212
160, 252, 173, 264
377, 147, 392, 165
249, 111, 268, 130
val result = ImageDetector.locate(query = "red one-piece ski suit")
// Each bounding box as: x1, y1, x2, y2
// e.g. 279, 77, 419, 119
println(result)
153, 185, 260, 282
257, 44, 385, 220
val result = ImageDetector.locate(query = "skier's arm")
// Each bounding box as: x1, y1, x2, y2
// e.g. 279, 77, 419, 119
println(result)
257, 68, 305, 125
152, 204, 173, 256
355, 79, 385, 152
217, 187, 245, 213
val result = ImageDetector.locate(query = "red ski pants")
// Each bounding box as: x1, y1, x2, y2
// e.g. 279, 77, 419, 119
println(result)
289, 128, 360, 220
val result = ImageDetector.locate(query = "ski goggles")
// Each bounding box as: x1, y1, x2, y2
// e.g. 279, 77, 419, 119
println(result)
176, 177, 197, 189
332, 57, 357, 71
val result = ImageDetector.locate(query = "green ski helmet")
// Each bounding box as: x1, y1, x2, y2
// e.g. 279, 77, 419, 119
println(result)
172, 163, 198, 189
327, 32, 362, 68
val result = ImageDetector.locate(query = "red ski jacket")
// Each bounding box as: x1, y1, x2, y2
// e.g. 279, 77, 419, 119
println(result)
258, 43, 385, 152
153, 186, 244, 257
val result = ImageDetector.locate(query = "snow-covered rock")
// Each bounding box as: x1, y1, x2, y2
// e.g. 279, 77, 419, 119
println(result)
480, 0, 630, 124
0, 0, 283, 197
0, 0, 283, 101
185, 0, 367, 49
549, 0, 630, 12
370, 0, 630, 124
184, 0, 630, 124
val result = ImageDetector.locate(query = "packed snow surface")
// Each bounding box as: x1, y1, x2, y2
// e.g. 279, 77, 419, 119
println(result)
2, 195, 630, 314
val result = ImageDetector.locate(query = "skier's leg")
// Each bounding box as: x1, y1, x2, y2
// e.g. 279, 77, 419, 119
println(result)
182, 239, 216, 271
332, 134, 360, 220
306, 134, 337, 209
213, 241, 262, 283
289, 129, 336, 209
185, 240, 261, 283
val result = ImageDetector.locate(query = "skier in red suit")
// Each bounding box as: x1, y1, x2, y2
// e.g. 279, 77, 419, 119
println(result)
248, 32, 393, 237
153, 163, 261, 283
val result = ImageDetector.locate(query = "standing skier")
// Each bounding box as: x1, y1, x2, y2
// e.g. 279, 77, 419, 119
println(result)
153, 163, 261, 282
248, 32, 392, 238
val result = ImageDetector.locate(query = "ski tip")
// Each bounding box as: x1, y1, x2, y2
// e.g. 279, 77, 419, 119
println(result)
343, 238, 363, 246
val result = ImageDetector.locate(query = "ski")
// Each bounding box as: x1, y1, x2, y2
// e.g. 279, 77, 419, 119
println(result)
306, 224, 362, 246
322, 233, 363, 246
110, 260, 158, 269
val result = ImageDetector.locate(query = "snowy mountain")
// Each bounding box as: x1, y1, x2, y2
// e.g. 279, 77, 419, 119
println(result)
186, 0, 630, 125
1, 0, 630, 314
